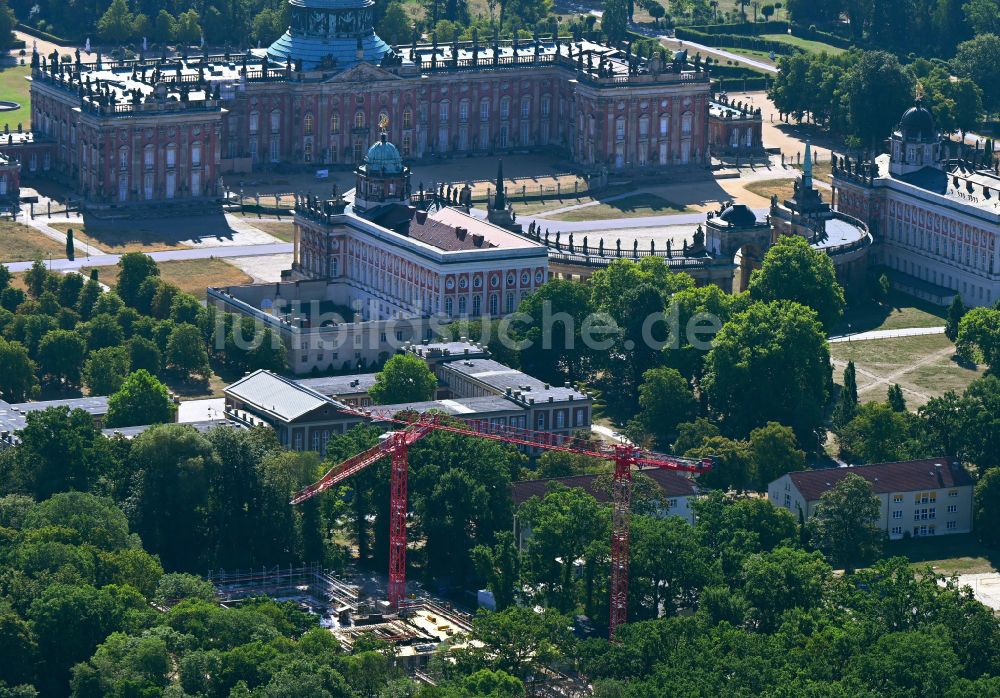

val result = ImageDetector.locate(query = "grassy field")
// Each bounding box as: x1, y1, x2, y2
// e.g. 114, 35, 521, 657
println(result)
244, 219, 295, 242
830, 334, 982, 407
0, 220, 68, 263
84, 258, 252, 298
834, 294, 947, 335
0, 64, 31, 128
760, 33, 846, 55
888, 534, 998, 576
546, 193, 690, 221
744, 178, 796, 202
49, 222, 192, 253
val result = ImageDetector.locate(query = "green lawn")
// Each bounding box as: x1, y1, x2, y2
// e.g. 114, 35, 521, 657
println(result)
546, 193, 691, 222
888, 534, 999, 576
0, 64, 31, 127
834, 294, 947, 335
760, 33, 847, 55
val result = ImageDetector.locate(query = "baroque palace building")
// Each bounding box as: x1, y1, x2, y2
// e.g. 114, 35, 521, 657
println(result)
833, 101, 1000, 307
16, 0, 714, 209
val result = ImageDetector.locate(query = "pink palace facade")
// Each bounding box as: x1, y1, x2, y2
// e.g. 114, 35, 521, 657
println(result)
19, 0, 712, 209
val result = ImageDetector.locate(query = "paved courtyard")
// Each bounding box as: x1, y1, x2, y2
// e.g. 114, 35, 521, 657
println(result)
943, 574, 1000, 611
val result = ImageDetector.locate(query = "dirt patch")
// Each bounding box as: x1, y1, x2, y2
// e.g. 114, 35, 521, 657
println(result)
0, 220, 69, 263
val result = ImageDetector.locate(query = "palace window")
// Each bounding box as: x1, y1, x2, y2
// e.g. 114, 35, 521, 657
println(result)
119, 146, 128, 171
439, 101, 449, 122
480, 99, 490, 121
402, 134, 411, 157
249, 111, 259, 133
500, 98, 510, 120
270, 109, 281, 131
521, 98, 531, 118
355, 111, 365, 129
681, 111, 693, 136
615, 117, 625, 141
143, 145, 154, 171
659, 114, 669, 136
303, 113, 313, 136
639, 115, 649, 138
541, 95, 550, 118
191, 143, 201, 168
459, 100, 469, 123
330, 113, 340, 134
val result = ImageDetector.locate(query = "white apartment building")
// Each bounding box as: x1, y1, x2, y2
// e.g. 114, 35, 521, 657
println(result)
768, 458, 974, 540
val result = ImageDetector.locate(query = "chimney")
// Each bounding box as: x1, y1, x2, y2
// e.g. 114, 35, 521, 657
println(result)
472, 233, 485, 247
455, 226, 467, 240
415, 209, 428, 224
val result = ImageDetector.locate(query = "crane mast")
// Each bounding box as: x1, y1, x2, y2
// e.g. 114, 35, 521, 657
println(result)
291, 409, 712, 638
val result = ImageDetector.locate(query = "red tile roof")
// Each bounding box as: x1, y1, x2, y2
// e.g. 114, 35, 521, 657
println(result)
787, 458, 974, 502
511, 469, 698, 508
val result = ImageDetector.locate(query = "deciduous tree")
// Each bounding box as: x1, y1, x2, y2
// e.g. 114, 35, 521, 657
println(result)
807, 473, 882, 570
106, 370, 175, 428
748, 234, 845, 332
369, 353, 437, 404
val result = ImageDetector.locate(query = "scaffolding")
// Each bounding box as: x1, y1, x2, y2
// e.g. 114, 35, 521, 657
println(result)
208, 563, 361, 611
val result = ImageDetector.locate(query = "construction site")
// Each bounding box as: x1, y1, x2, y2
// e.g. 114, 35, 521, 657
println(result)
207, 563, 473, 672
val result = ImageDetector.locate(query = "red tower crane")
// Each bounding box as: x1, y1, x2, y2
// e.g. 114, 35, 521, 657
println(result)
290, 409, 712, 638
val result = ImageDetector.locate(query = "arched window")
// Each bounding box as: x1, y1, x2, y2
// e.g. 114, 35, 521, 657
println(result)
659, 114, 669, 136
459, 100, 470, 123
303, 113, 313, 136
330, 113, 340, 134
521, 98, 531, 118
500, 97, 510, 120
438, 101, 449, 122
480, 98, 490, 121
445, 297, 453, 316
639, 115, 649, 138
681, 111, 693, 136
191, 142, 202, 168
472, 295, 481, 316
505, 293, 515, 313
355, 110, 365, 129
249, 111, 259, 133
615, 117, 625, 141
119, 146, 129, 171
489, 294, 498, 315
403, 107, 412, 129
270, 109, 281, 131
541, 95, 550, 118
143, 144, 154, 170
458, 296, 467, 315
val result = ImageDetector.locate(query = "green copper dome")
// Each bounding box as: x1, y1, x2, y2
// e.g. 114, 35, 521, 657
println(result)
364, 135, 403, 174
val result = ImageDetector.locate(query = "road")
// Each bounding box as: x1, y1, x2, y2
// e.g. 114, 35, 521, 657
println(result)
5, 242, 294, 273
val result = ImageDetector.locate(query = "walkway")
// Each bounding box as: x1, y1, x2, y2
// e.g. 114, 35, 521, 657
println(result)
659, 35, 779, 74
828, 326, 945, 343
4, 242, 294, 273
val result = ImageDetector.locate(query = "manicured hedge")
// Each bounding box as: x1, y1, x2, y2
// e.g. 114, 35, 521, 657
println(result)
684, 20, 790, 35
675, 26, 805, 55
16, 23, 77, 47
